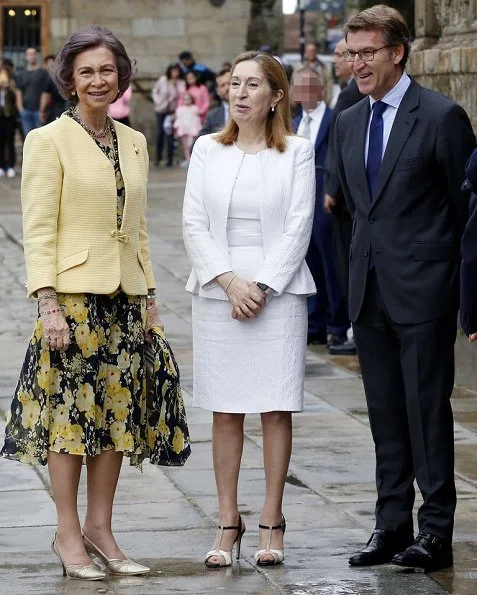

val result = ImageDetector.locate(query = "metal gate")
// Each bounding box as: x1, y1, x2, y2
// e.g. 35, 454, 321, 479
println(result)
2, 5, 41, 68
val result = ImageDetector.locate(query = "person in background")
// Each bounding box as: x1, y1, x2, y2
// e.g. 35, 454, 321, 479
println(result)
152, 63, 185, 167
40, 54, 67, 124
1, 25, 161, 581
15, 47, 49, 135
323, 38, 364, 356
2, 57, 14, 77
461, 149, 477, 341
0, 66, 18, 178
197, 67, 231, 137
183, 50, 315, 569
292, 69, 349, 350
174, 92, 201, 168
108, 84, 132, 126
294, 42, 333, 105
179, 71, 209, 124
178, 50, 215, 88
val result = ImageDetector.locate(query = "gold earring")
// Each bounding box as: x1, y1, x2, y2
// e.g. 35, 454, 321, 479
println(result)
71, 90, 76, 96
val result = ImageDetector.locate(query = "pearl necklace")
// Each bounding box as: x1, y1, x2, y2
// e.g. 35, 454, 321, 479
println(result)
73, 107, 113, 140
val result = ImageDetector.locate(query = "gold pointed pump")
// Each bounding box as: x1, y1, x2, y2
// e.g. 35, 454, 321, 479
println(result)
83, 533, 150, 576
51, 537, 106, 581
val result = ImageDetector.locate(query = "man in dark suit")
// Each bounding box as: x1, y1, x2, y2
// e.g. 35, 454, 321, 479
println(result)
460, 149, 477, 338
293, 69, 349, 348
324, 38, 365, 355
335, 5, 475, 571
197, 68, 231, 137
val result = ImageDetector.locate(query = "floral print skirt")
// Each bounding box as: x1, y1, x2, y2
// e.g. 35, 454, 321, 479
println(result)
1, 290, 169, 468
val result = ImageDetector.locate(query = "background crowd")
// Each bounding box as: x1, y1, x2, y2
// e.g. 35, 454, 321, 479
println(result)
0, 41, 354, 354
2, 2, 477, 579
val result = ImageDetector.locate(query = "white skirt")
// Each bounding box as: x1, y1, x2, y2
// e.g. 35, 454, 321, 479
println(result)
191, 291, 308, 413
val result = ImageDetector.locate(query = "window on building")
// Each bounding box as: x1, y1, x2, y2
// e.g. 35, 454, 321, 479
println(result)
0, 3, 49, 69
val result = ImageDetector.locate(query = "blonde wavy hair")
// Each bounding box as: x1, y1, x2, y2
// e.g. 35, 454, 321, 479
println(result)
214, 51, 292, 153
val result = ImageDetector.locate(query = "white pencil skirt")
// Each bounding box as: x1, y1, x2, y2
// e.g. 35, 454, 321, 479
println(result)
191, 292, 308, 413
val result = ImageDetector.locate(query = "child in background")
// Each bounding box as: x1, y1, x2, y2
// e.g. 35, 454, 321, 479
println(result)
0, 67, 17, 178
174, 92, 201, 168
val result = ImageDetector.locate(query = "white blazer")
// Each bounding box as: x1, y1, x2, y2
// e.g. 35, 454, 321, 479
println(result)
182, 133, 316, 300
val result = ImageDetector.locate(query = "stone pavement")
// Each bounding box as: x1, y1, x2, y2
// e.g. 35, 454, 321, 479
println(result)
1, 167, 477, 594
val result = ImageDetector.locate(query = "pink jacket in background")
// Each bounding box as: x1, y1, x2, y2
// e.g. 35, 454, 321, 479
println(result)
108, 86, 132, 120
152, 75, 185, 114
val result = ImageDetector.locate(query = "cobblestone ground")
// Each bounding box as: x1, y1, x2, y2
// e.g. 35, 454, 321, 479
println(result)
0, 167, 476, 594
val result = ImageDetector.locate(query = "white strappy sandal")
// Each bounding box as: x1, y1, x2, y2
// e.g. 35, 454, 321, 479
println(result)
205, 515, 246, 568
254, 515, 286, 566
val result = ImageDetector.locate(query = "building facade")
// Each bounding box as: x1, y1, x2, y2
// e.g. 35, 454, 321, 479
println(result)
0, 0, 249, 137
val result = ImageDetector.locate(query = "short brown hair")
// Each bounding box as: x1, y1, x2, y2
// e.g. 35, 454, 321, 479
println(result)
292, 67, 323, 88
344, 5, 411, 69
215, 51, 292, 153
216, 67, 231, 80
52, 25, 132, 104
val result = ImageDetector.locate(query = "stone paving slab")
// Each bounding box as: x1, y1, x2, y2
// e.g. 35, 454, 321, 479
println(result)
0, 166, 476, 593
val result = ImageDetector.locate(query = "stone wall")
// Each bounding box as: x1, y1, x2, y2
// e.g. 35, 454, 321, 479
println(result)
47, 0, 249, 140
410, 0, 477, 390
410, 0, 477, 128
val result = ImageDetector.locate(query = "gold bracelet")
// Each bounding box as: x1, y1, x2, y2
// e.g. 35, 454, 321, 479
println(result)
224, 275, 236, 293
37, 292, 58, 301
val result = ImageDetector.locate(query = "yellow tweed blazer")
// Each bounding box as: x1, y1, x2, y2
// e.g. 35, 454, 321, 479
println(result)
22, 114, 155, 298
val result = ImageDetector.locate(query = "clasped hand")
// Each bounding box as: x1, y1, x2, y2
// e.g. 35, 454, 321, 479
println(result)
226, 277, 266, 321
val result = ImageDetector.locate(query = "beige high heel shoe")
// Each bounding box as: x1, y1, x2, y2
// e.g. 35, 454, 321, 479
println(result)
254, 515, 286, 566
82, 533, 150, 576
51, 537, 106, 581
205, 515, 246, 568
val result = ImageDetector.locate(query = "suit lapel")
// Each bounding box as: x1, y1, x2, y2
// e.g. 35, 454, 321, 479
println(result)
292, 115, 300, 134
314, 106, 331, 151
115, 124, 140, 229
371, 81, 419, 207
348, 98, 371, 204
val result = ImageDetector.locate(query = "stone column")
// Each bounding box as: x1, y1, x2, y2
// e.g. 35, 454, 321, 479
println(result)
411, 0, 477, 390
246, 0, 284, 55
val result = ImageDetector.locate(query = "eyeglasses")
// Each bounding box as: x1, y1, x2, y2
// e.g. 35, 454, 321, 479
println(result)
343, 45, 392, 62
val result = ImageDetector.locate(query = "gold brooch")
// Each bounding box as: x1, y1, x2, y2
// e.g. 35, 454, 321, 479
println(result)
133, 143, 139, 154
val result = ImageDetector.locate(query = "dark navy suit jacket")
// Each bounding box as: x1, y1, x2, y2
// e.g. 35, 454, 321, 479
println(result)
292, 105, 332, 232
336, 79, 475, 324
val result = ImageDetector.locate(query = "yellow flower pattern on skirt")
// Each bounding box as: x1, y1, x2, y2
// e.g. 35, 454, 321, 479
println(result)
1, 291, 191, 468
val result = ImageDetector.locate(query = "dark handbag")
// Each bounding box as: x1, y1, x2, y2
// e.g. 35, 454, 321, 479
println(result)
144, 327, 191, 466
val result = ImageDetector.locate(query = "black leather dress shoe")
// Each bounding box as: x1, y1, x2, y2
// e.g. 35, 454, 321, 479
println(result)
349, 529, 414, 567
392, 533, 453, 571
307, 333, 327, 345
328, 337, 357, 355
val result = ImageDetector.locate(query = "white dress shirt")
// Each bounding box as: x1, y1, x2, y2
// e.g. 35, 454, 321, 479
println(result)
364, 72, 411, 164
297, 101, 326, 145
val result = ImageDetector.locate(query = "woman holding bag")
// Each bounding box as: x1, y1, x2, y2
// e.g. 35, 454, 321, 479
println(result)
1, 25, 189, 581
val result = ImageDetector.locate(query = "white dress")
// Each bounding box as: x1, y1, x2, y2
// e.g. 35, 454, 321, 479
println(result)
192, 151, 308, 413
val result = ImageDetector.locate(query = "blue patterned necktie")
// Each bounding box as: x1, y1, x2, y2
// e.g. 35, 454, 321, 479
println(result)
366, 100, 388, 198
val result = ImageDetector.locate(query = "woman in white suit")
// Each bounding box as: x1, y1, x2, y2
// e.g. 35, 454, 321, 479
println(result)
183, 51, 315, 567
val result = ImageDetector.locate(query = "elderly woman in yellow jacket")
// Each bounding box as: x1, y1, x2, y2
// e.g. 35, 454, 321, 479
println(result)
1, 26, 162, 580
